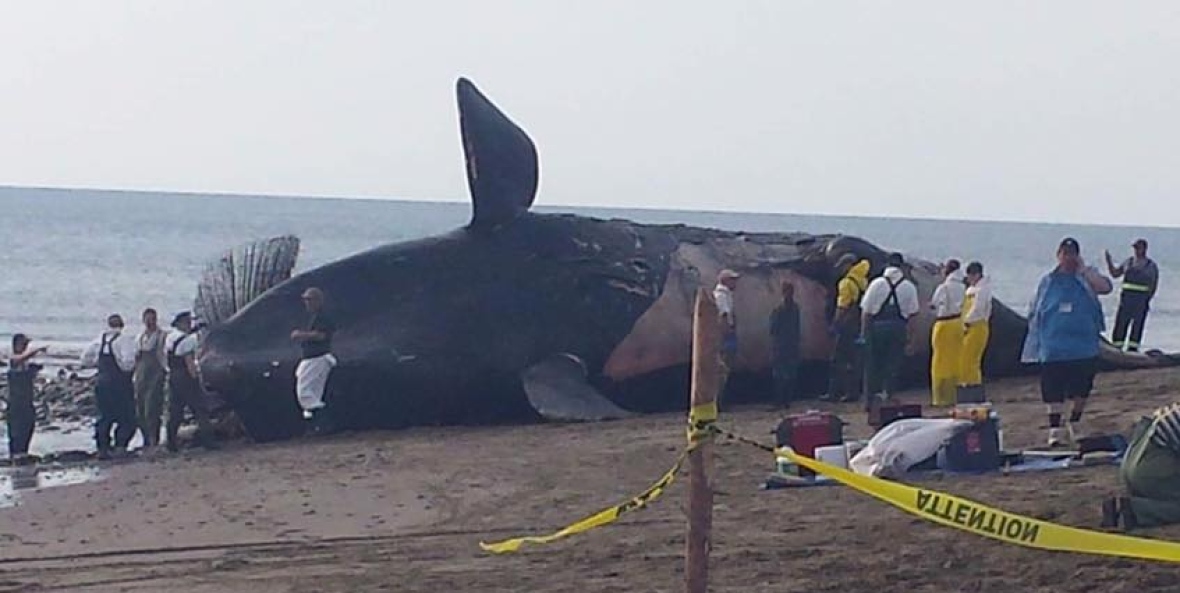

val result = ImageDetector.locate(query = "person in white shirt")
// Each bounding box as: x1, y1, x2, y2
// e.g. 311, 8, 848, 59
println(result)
80, 314, 140, 458
133, 308, 168, 448
713, 269, 740, 405
164, 311, 218, 452
929, 259, 966, 407
959, 261, 994, 399
860, 253, 921, 401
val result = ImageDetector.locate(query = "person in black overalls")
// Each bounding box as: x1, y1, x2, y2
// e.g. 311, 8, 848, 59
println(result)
860, 254, 920, 402
84, 314, 140, 458
5, 334, 46, 460
1105, 239, 1160, 352
164, 312, 218, 452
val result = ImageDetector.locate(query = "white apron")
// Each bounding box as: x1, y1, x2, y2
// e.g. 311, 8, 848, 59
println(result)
295, 353, 337, 414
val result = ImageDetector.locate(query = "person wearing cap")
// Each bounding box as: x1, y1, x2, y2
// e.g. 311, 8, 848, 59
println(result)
928, 259, 965, 407
80, 314, 141, 458
860, 253, 921, 402
1104, 239, 1159, 352
163, 311, 218, 452
291, 287, 338, 433
713, 270, 740, 404
958, 261, 993, 402
1022, 238, 1113, 447
133, 308, 168, 448
824, 255, 870, 403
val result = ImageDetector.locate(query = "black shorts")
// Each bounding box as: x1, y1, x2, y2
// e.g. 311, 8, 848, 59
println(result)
1040, 358, 1097, 403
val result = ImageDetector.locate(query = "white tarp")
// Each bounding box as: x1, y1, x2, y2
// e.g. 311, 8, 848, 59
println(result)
849, 418, 974, 478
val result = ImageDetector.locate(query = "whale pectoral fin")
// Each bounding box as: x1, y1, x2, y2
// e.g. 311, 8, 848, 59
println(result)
521, 354, 632, 422
1099, 342, 1180, 369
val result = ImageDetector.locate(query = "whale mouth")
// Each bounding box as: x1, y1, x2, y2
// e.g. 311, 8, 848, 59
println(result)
196, 347, 276, 404
197, 347, 308, 442
196, 344, 241, 390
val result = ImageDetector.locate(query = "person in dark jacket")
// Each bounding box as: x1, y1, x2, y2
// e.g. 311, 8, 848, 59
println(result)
5, 334, 47, 460
769, 281, 802, 408
292, 287, 338, 433
1105, 239, 1160, 352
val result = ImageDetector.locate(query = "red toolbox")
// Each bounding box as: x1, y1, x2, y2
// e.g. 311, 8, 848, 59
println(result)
773, 411, 844, 477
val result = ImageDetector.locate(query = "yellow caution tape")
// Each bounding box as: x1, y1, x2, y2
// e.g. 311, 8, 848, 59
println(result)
779, 447, 1180, 563
687, 401, 718, 444
479, 450, 686, 553
481, 416, 1180, 562
479, 401, 719, 554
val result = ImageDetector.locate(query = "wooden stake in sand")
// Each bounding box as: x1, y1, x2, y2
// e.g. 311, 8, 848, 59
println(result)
686, 288, 720, 593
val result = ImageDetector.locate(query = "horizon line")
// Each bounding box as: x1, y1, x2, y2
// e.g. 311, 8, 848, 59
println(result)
1, 182, 1175, 231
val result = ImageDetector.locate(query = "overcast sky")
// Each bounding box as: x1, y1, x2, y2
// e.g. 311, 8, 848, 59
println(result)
2, 2, 1178, 226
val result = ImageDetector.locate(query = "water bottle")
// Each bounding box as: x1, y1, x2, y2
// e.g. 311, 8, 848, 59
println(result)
991, 409, 1005, 452
776, 448, 799, 476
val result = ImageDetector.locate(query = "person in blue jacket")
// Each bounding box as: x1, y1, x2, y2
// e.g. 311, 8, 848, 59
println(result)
1021, 237, 1113, 447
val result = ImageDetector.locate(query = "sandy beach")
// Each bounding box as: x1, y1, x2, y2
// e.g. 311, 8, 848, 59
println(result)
1, 367, 1180, 592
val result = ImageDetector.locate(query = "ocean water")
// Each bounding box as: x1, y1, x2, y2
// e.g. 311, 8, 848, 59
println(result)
2, 187, 1178, 360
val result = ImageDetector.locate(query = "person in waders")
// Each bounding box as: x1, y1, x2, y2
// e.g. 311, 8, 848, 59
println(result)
823, 256, 869, 403
292, 288, 338, 434
1102, 403, 1180, 531
164, 311, 218, 452
1104, 239, 1159, 352
958, 261, 993, 402
860, 253, 920, 403
133, 308, 167, 448
81, 314, 140, 459
769, 281, 801, 409
928, 259, 965, 407
5, 334, 47, 461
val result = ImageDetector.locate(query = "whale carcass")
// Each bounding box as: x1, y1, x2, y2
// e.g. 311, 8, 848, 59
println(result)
197, 78, 1178, 442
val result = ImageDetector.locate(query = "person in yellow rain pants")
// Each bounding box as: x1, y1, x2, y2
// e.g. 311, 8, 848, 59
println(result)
928, 259, 965, 407
959, 261, 993, 401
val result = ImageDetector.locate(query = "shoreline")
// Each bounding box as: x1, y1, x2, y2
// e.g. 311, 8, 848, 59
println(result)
0, 370, 239, 463
6, 183, 1180, 231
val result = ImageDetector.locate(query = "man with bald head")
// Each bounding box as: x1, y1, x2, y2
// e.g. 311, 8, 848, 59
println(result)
291, 287, 338, 433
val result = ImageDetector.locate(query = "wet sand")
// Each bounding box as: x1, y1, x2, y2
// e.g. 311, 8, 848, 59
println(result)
2, 368, 1180, 592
